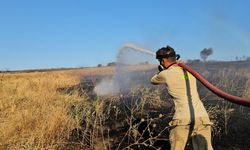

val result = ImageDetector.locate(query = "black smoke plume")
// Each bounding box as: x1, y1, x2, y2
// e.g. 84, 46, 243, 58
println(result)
200, 48, 213, 61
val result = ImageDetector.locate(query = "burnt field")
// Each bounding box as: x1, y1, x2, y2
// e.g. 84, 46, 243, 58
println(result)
62, 61, 250, 149
0, 61, 250, 149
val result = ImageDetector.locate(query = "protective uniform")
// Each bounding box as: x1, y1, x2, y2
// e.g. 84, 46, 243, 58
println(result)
151, 65, 213, 150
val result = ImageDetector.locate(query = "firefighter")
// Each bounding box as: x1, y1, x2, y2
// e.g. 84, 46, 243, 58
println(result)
151, 45, 213, 150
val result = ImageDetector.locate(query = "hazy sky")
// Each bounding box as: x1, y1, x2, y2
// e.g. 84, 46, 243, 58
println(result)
1, 0, 250, 70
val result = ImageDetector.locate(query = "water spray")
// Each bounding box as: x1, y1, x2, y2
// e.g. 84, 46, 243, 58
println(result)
116, 44, 156, 92
94, 44, 155, 96
120, 44, 250, 107
119, 44, 155, 56
94, 44, 250, 107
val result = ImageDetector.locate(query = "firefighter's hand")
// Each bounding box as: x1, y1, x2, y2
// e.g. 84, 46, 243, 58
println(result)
158, 65, 164, 72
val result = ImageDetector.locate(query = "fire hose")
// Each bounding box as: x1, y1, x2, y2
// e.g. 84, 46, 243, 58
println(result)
119, 44, 250, 107
178, 63, 250, 107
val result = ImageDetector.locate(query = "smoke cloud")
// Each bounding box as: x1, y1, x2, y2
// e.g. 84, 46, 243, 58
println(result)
93, 44, 156, 96
93, 78, 119, 96
200, 48, 213, 61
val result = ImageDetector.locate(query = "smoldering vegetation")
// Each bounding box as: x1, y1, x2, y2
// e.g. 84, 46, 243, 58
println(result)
1, 58, 250, 149
58, 60, 250, 150
42, 44, 250, 149
2, 41, 250, 149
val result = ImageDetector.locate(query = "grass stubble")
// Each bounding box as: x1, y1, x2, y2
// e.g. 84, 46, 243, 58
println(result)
0, 64, 250, 149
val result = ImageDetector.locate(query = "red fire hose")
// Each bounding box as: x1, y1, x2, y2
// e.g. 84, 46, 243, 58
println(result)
178, 63, 250, 107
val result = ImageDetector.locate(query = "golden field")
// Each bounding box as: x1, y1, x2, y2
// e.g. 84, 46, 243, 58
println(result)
0, 62, 250, 150
0, 67, 114, 149
0, 65, 154, 149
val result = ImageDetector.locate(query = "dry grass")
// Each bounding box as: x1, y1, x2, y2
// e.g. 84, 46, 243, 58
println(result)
0, 71, 85, 149
0, 63, 250, 149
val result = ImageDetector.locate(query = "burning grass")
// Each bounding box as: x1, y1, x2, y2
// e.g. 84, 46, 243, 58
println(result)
0, 63, 250, 149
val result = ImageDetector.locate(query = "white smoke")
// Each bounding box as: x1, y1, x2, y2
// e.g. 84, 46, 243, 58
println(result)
93, 78, 119, 96
94, 43, 156, 96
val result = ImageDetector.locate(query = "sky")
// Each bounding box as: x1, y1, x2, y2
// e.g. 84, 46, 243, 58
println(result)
0, 0, 250, 70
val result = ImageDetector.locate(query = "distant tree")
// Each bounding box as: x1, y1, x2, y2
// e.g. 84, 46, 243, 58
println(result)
107, 62, 116, 66
97, 64, 102, 67
200, 48, 213, 61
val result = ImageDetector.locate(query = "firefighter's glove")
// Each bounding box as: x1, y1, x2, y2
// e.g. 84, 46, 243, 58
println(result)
158, 65, 164, 72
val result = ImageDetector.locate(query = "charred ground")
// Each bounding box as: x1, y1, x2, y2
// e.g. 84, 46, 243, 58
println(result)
60, 61, 250, 149
1, 61, 250, 150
